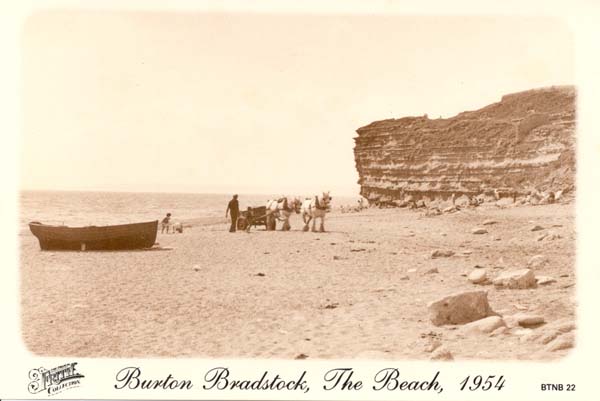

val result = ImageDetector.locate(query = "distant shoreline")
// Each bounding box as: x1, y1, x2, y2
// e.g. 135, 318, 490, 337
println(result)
19, 188, 362, 198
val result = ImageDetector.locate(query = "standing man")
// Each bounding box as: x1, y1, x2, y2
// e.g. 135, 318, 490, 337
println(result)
226, 194, 239, 233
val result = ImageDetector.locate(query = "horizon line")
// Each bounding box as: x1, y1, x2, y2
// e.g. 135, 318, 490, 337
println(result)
19, 187, 362, 197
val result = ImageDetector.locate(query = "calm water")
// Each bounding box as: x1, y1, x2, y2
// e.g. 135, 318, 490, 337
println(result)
20, 190, 360, 229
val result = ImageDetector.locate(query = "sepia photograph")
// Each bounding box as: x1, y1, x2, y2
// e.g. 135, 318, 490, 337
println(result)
4, 1, 600, 399
17, 9, 579, 363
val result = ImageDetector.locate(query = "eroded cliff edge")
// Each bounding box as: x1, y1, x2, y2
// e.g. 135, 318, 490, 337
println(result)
354, 86, 576, 206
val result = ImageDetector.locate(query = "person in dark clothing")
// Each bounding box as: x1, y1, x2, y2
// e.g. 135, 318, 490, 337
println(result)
161, 213, 172, 234
226, 194, 239, 232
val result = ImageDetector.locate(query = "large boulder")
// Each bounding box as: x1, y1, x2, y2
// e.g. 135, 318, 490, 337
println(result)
493, 269, 537, 289
428, 290, 495, 326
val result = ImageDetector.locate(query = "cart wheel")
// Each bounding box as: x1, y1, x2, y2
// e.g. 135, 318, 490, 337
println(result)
237, 218, 248, 230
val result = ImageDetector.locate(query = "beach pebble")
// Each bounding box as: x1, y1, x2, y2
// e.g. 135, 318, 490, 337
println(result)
423, 267, 439, 275
536, 233, 548, 241
516, 314, 545, 327
538, 330, 561, 345
527, 254, 549, 269
407, 268, 417, 273
556, 321, 576, 334
468, 269, 488, 284
493, 269, 536, 289
423, 339, 442, 353
483, 220, 497, 225
513, 328, 533, 337
430, 347, 454, 361
544, 232, 562, 241
428, 290, 495, 326
431, 249, 455, 258
502, 315, 520, 329
471, 227, 488, 234
513, 303, 528, 311
462, 316, 506, 334
524, 321, 575, 344
489, 326, 509, 337
400, 275, 410, 281
536, 276, 557, 285
545, 333, 575, 352
531, 225, 544, 231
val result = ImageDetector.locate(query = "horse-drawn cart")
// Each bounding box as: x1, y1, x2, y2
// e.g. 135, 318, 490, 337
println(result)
236, 206, 269, 230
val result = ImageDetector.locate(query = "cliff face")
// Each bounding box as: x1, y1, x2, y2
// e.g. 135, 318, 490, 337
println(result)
354, 86, 576, 205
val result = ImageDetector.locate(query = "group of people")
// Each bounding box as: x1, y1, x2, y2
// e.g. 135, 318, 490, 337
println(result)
159, 194, 245, 235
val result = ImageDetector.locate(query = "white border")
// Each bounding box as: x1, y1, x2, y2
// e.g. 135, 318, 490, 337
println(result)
2, 1, 600, 400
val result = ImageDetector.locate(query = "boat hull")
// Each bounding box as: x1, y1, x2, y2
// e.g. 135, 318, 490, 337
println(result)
29, 221, 158, 251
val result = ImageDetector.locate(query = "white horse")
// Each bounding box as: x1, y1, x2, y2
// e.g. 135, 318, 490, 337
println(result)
301, 191, 332, 232
265, 196, 301, 231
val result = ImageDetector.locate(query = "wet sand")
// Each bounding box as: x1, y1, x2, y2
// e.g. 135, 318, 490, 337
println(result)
20, 203, 575, 360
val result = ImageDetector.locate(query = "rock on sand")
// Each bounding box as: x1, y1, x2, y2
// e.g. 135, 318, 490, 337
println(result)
536, 276, 557, 285
430, 347, 454, 361
462, 316, 506, 334
428, 290, 495, 326
546, 333, 575, 352
471, 228, 488, 235
431, 250, 455, 258
468, 269, 488, 284
516, 314, 545, 327
527, 254, 549, 269
493, 269, 537, 289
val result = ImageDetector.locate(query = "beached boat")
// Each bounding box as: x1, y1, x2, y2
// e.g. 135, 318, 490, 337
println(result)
29, 220, 158, 251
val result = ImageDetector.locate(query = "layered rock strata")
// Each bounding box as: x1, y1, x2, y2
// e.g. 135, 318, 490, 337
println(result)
354, 86, 576, 206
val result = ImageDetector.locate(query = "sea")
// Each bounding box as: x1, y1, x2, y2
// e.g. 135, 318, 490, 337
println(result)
19, 190, 361, 229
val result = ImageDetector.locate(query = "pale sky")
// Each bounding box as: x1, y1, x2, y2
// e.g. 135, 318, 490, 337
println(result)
21, 12, 574, 195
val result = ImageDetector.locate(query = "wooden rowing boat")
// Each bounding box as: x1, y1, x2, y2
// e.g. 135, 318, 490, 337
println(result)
29, 220, 158, 251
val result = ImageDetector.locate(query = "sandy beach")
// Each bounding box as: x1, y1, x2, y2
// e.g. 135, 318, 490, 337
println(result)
20, 203, 575, 360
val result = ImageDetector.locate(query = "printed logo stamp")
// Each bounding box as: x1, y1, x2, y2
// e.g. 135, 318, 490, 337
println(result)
28, 362, 84, 396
